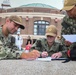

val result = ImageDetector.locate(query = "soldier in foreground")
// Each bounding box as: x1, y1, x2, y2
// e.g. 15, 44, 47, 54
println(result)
30, 25, 67, 59
60, 0, 76, 61
0, 15, 40, 60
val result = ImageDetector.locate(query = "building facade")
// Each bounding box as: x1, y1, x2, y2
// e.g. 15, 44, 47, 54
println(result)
0, 3, 65, 47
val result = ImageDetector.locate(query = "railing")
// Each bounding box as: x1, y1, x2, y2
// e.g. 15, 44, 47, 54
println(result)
12, 34, 46, 39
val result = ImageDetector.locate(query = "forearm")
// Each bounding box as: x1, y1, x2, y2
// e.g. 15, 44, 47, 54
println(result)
20, 50, 40, 59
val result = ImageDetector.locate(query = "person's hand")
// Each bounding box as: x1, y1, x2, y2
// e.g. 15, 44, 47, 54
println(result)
31, 50, 40, 57
21, 50, 40, 60
41, 51, 48, 58
51, 52, 62, 59
65, 40, 72, 46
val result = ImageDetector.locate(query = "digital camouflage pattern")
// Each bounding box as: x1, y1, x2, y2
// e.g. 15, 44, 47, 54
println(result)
0, 26, 22, 59
61, 16, 76, 35
61, 16, 76, 50
30, 38, 67, 57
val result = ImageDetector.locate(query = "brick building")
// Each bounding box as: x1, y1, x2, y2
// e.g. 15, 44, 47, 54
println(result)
0, 3, 65, 47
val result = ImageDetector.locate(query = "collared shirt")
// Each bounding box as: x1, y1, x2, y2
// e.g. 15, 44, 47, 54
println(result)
30, 38, 67, 57
0, 26, 22, 59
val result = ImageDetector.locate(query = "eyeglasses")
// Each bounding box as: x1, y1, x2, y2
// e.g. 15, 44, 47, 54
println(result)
13, 22, 20, 28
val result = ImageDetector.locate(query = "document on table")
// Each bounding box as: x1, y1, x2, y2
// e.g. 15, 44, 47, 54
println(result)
36, 57, 52, 62
62, 35, 76, 43
36, 57, 67, 62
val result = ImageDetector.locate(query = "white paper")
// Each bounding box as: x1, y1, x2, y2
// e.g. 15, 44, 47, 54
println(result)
62, 35, 76, 43
36, 57, 52, 62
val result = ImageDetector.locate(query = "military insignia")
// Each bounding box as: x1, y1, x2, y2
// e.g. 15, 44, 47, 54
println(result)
48, 28, 52, 32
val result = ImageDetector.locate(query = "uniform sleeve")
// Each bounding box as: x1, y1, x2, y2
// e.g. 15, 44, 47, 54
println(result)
30, 39, 44, 57
0, 38, 22, 59
30, 39, 42, 51
59, 44, 68, 58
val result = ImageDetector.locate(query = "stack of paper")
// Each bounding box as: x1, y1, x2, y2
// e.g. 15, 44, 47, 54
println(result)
36, 57, 52, 61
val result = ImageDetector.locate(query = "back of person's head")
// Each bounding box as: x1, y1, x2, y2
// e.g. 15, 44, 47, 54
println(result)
26, 36, 32, 45
62, 0, 76, 11
45, 25, 57, 37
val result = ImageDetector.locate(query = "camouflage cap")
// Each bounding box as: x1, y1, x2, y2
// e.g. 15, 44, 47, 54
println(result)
9, 15, 25, 29
46, 25, 57, 37
62, 0, 76, 10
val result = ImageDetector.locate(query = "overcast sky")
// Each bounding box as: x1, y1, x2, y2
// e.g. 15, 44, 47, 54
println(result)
0, 0, 64, 9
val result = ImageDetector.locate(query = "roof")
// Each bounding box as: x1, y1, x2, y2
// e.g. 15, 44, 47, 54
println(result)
20, 3, 57, 9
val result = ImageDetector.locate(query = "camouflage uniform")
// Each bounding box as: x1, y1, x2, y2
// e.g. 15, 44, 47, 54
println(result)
30, 38, 67, 57
61, 16, 76, 35
0, 26, 22, 59
61, 0, 76, 35
61, 16, 76, 50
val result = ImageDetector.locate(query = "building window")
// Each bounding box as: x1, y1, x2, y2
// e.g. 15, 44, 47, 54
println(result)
34, 20, 49, 35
